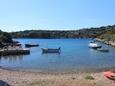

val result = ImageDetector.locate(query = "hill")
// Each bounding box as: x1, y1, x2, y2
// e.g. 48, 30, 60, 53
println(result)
10, 25, 115, 41
98, 25, 115, 41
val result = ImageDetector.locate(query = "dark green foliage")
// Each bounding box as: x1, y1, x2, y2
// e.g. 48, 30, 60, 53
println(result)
10, 25, 115, 41
0, 30, 12, 43
99, 25, 115, 41
11, 29, 103, 39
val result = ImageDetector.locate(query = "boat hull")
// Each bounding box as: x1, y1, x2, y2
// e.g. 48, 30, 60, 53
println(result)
25, 44, 39, 47
42, 48, 61, 53
89, 46, 102, 49
104, 71, 115, 81
89, 42, 102, 49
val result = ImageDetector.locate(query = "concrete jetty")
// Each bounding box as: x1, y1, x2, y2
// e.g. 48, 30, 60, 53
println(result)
0, 48, 30, 56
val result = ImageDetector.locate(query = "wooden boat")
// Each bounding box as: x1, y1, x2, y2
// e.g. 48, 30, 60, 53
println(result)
42, 47, 61, 53
97, 48, 109, 52
89, 42, 101, 49
25, 43, 39, 47
104, 71, 115, 81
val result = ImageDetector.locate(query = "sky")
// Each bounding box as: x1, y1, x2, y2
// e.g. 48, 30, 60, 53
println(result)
0, 0, 115, 32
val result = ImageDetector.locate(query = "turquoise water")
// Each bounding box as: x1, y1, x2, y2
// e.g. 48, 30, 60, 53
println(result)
0, 38, 115, 72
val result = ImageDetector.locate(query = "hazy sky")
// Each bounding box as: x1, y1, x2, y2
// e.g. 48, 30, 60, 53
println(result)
0, 0, 115, 32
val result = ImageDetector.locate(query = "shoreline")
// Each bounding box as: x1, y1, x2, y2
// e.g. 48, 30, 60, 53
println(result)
0, 68, 115, 86
1, 65, 115, 74
95, 38, 115, 47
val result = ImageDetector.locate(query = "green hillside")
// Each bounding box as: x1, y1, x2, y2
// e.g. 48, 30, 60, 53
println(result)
10, 25, 115, 42
98, 25, 115, 41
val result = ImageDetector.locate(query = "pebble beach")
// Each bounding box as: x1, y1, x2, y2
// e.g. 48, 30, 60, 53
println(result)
0, 68, 115, 86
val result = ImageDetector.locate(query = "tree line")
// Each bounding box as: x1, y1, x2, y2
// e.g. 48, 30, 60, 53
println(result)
11, 26, 110, 39
1, 24, 115, 45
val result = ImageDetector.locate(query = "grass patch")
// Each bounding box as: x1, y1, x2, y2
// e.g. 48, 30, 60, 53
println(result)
30, 79, 55, 86
85, 75, 94, 80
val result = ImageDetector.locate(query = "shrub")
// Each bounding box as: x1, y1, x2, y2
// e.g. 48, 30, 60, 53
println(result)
85, 75, 94, 80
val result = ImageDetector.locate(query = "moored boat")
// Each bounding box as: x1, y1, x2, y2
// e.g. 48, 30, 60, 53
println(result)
97, 48, 109, 52
89, 42, 101, 49
104, 71, 115, 81
25, 43, 39, 47
42, 47, 61, 53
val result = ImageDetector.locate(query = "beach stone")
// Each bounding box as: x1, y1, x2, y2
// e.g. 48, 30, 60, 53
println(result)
0, 80, 10, 86
71, 77, 76, 80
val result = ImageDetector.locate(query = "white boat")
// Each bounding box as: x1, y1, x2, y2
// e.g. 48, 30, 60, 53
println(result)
89, 42, 101, 49
42, 47, 61, 53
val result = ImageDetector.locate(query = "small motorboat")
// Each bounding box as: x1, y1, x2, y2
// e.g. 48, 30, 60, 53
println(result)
89, 42, 101, 49
104, 71, 115, 81
25, 43, 39, 47
42, 47, 61, 53
97, 48, 109, 52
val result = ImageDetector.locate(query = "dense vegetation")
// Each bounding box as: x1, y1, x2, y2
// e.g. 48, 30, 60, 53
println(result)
11, 25, 115, 41
0, 30, 12, 47
98, 25, 115, 41
11, 28, 106, 39
0, 25, 114, 48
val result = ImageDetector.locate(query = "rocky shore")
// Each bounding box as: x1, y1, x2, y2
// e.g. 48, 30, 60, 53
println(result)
95, 38, 115, 47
